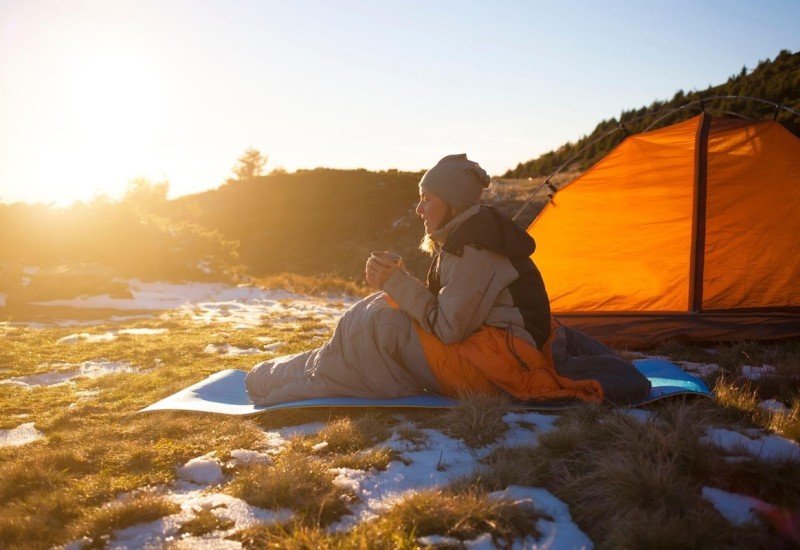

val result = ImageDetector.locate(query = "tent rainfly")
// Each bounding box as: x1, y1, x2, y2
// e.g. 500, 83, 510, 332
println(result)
527, 113, 800, 347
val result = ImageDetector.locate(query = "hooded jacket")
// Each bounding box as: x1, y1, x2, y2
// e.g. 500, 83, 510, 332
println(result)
383, 204, 550, 349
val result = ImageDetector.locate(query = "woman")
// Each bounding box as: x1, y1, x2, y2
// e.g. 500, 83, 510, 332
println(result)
246, 154, 649, 405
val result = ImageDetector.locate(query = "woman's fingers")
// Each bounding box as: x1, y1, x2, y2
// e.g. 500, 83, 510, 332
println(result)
365, 255, 398, 289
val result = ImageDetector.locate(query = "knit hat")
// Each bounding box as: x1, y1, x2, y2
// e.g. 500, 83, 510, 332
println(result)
419, 154, 491, 210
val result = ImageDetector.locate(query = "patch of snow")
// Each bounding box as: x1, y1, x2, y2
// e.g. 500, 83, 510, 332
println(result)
118, 327, 169, 335
57, 332, 117, 344
499, 412, 560, 448
1, 369, 77, 387
15, 279, 358, 329
703, 427, 800, 461
418, 534, 462, 546
678, 361, 720, 377
20, 314, 153, 329
78, 359, 139, 378
760, 399, 792, 415
701, 487, 761, 525
490, 486, 594, 549
263, 342, 284, 352
742, 365, 776, 380
624, 408, 656, 423
109, 487, 292, 549
0, 359, 139, 388
176, 453, 225, 485
228, 449, 272, 466
31, 280, 273, 311
261, 422, 326, 455
0, 422, 45, 447
329, 429, 485, 530
204, 343, 264, 356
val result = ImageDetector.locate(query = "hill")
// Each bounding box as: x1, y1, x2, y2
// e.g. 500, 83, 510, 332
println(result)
503, 49, 800, 178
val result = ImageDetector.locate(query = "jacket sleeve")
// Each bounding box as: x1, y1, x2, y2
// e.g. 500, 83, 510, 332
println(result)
383, 245, 518, 344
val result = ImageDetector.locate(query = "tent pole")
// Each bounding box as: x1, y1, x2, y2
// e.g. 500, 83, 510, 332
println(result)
688, 113, 712, 313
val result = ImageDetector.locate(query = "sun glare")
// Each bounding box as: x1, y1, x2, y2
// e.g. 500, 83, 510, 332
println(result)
32, 44, 169, 206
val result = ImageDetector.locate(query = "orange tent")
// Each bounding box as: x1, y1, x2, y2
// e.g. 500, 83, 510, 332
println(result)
527, 113, 800, 347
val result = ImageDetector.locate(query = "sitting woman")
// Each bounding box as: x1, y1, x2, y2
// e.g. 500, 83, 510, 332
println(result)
246, 154, 650, 406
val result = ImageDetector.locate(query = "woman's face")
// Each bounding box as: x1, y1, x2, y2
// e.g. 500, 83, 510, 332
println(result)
416, 189, 450, 235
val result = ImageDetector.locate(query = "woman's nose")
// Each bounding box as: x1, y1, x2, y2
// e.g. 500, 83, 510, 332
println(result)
415, 201, 423, 215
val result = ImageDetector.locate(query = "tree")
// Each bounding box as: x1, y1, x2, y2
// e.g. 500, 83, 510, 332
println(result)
232, 148, 268, 180
122, 178, 169, 214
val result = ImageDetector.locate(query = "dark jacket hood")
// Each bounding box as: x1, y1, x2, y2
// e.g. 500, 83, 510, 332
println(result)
442, 205, 536, 258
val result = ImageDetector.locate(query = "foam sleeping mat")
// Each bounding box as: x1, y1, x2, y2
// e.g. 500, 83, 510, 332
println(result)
136, 358, 711, 416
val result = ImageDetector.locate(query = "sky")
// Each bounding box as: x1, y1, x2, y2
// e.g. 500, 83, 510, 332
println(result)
0, 0, 798, 206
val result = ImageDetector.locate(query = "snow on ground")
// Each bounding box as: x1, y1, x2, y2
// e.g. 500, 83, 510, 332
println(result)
22, 279, 356, 330
0, 422, 45, 447
0, 359, 140, 389
8, 279, 800, 546
105, 419, 594, 549
678, 361, 721, 377
703, 427, 800, 461
701, 487, 762, 525
490, 486, 594, 549
760, 399, 793, 415
57, 328, 169, 344
109, 484, 293, 550
176, 453, 226, 485
203, 344, 265, 356
742, 364, 777, 380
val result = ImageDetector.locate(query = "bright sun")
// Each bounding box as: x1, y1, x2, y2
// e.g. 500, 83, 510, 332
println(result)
35, 44, 169, 205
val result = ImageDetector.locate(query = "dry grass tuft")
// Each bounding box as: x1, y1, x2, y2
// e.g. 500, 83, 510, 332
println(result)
309, 415, 392, 455
713, 376, 800, 439
179, 505, 236, 537
375, 488, 542, 545
226, 449, 353, 526
331, 447, 394, 471
70, 492, 179, 549
253, 272, 368, 297
231, 521, 421, 549
476, 401, 782, 548
433, 392, 514, 447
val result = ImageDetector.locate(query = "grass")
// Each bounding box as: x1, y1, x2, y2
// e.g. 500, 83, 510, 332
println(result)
1, 292, 799, 549
252, 272, 370, 298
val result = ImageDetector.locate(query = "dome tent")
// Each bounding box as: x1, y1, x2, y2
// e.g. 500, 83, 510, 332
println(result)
526, 111, 800, 347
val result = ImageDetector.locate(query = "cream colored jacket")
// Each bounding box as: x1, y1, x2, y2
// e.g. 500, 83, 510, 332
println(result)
383, 205, 537, 348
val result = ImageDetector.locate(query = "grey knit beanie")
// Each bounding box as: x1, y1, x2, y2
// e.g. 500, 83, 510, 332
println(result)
419, 154, 491, 210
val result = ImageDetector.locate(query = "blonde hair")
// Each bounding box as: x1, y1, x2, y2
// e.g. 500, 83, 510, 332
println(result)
417, 204, 463, 256
418, 234, 437, 255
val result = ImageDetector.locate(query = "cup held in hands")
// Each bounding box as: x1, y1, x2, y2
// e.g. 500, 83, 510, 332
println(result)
370, 251, 402, 266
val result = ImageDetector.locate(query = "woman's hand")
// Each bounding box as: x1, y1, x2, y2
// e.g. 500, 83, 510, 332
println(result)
365, 255, 401, 290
